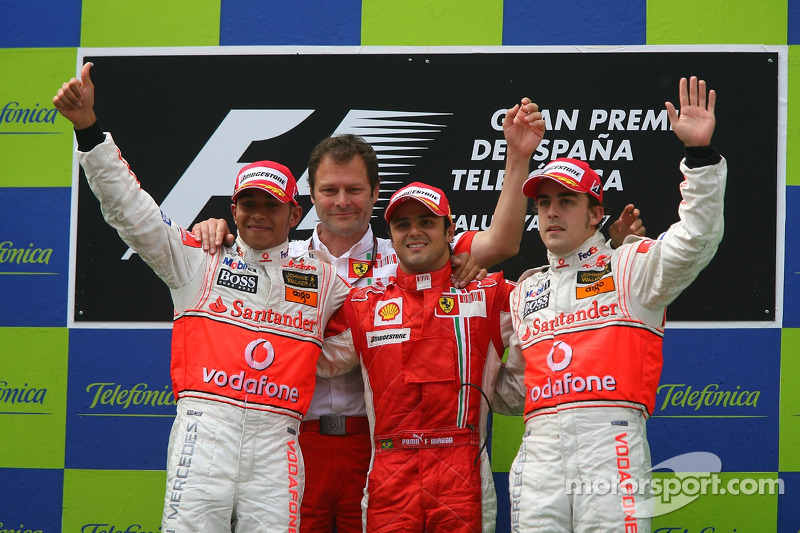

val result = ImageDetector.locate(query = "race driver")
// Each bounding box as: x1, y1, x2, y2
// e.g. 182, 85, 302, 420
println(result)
500, 76, 726, 532
318, 182, 532, 533
53, 63, 350, 532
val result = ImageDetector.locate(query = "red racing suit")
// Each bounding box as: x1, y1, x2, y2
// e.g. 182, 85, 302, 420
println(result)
291, 229, 476, 533
502, 154, 727, 533
321, 264, 515, 533
77, 132, 350, 533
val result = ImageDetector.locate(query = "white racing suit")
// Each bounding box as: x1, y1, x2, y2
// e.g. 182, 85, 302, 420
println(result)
501, 154, 727, 532
77, 133, 349, 532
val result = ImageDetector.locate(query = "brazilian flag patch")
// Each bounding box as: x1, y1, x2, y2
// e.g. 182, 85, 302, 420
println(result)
380, 439, 394, 450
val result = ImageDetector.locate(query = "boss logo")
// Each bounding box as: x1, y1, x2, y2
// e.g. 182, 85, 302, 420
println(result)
217, 269, 258, 294
523, 294, 549, 317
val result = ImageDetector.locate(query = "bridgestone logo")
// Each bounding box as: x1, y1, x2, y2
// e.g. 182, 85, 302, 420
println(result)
366, 328, 411, 347
398, 187, 440, 203
242, 169, 288, 187
548, 163, 582, 178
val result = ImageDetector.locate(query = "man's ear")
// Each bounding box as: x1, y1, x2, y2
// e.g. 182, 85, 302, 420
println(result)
289, 205, 303, 228
589, 205, 605, 227
445, 221, 456, 243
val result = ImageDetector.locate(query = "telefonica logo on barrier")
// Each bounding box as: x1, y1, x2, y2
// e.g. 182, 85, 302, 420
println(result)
80, 524, 161, 533
0, 241, 53, 266
655, 383, 760, 411
0, 101, 57, 128
85, 383, 176, 411
0, 380, 47, 406
653, 526, 736, 533
0, 522, 45, 533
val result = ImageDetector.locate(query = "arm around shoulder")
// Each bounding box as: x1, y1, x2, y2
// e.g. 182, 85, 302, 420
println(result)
493, 333, 527, 416
319, 298, 359, 378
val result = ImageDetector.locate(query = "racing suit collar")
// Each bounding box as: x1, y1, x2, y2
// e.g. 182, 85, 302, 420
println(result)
394, 261, 454, 291
234, 236, 291, 264
546, 231, 606, 270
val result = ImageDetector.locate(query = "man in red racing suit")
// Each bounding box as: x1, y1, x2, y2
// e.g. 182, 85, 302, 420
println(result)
500, 76, 726, 533
320, 183, 520, 532
54, 63, 350, 532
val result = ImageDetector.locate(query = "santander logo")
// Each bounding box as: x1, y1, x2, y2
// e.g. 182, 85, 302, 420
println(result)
209, 296, 227, 313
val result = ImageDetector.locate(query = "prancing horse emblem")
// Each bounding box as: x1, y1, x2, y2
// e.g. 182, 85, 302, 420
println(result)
438, 296, 455, 313
352, 261, 370, 277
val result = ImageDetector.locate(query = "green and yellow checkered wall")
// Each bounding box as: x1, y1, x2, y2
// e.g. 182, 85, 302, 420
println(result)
1, 1, 798, 531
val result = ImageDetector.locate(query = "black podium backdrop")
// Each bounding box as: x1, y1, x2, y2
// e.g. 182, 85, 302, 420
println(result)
72, 50, 778, 323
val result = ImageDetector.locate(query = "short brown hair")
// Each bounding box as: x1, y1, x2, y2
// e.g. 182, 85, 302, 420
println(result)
307, 134, 379, 193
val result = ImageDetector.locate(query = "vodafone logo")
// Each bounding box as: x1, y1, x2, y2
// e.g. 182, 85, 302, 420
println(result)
528, 339, 617, 405
547, 341, 573, 372
245, 339, 275, 370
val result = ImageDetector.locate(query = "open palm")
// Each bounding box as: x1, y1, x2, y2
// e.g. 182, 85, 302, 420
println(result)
666, 76, 716, 147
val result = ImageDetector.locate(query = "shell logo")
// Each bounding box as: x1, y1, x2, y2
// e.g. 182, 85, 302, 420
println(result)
378, 302, 400, 321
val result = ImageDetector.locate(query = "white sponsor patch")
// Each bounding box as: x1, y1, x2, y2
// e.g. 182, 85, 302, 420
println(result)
415, 273, 432, 290
240, 167, 289, 188
374, 297, 404, 326
366, 328, 411, 347
434, 289, 487, 318
396, 187, 441, 204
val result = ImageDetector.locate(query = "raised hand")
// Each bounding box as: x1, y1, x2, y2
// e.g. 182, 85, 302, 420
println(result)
504, 97, 546, 157
665, 76, 716, 147
53, 62, 97, 130
608, 204, 646, 248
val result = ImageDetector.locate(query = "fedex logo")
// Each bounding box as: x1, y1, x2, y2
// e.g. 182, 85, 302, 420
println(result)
577, 246, 598, 260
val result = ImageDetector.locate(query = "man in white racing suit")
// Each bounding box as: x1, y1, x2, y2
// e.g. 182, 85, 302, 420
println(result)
54, 63, 350, 532
500, 76, 726, 532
